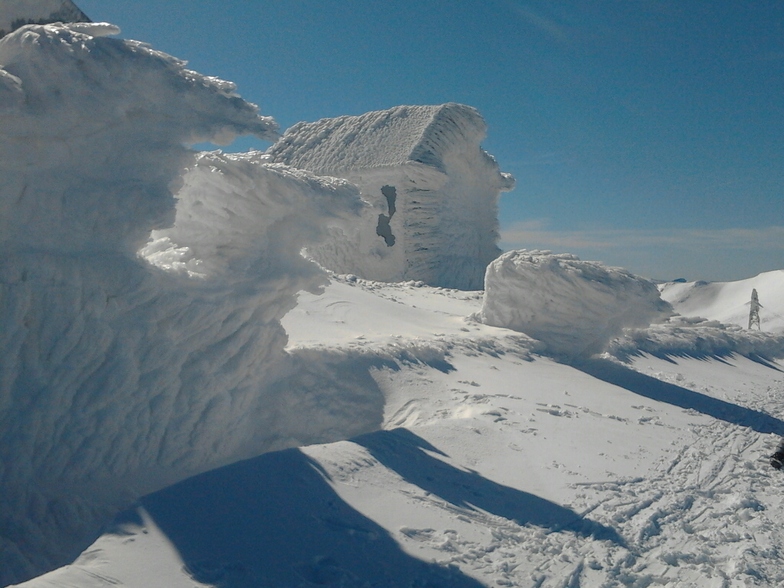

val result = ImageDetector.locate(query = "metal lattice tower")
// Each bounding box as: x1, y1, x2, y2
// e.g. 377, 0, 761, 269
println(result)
749, 288, 761, 330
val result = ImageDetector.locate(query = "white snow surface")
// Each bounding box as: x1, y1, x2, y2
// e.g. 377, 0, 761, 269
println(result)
477, 250, 673, 359
0, 0, 89, 38
14, 273, 784, 588
142, 150, 364, 279
0, 22, 278, 255
661, 270, 784, 334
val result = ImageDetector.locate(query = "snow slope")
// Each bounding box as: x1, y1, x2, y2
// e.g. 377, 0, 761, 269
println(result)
661, 270, 784, 334
15, 275, 784, 588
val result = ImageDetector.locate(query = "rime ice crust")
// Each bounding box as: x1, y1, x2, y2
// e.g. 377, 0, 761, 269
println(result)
266, 104, 515, 290
142, 151, 364, 280
0, 24, 362, 585
0, 22, 278, 255
477, 250, 673, 359
0, 0, 90, 38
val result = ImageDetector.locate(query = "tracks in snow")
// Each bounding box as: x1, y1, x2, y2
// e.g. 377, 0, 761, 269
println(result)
560, 377, 784, 587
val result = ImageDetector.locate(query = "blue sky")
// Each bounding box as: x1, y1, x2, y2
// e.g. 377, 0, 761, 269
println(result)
77, 0, 783, 281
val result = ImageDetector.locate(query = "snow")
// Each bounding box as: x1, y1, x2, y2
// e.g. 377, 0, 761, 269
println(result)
266, 104, 515, 290
661, 270, 784, 334
13, 276, 784, 588
266, 103, 507, 179
0, 21, 277, 255
0, 0, 89, 38
6, 13, 784, 588
477, 250, 672, 359
0, 22, 362, 584
142, 151, 363, 279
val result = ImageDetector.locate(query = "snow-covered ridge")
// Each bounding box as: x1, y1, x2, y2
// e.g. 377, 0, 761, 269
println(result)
0, 0, 89, 38
661, 269, 784, 334
16, 276, 784, 588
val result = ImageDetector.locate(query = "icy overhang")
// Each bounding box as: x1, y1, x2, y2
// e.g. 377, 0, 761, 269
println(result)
0, 0, 90, 38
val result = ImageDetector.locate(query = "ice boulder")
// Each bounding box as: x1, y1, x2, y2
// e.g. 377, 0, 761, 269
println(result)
477, 250, 672, 359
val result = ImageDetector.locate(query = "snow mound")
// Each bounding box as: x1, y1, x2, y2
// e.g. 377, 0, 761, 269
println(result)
142, 151, 364, 279
477, 250, 672, 359
660, 270, 784, 334
0, 22, 278, 255
0, 24, 366, 585
266, 104, 515, 290
0, 0, 90, 38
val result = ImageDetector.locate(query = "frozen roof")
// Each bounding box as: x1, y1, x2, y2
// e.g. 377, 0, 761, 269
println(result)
266, 103, 488, 176
0, 0, 89, 38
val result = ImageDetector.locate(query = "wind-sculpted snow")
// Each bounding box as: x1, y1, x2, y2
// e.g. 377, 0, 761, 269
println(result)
0, 0, 90, 38
0, 23, 366, 585
142, 151, 363, 279
0, 22, 277, 255
477, 250, 672, 359
607, 315, 784, 363
267, 103, 493, 176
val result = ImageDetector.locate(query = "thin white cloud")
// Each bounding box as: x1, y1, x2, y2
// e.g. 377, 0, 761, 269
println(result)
501, 221, 784, 253
500, 1, 570, 45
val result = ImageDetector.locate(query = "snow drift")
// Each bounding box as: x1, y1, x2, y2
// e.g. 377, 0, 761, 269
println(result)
0, 23, 369, 584
477, 250, 672, 359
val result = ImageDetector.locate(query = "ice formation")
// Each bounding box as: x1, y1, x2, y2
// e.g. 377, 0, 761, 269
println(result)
266, 104, 516, 290
0, 0, 89, 38
0, 21, 278, 255
477, 250, 672, 359
0, 23, 368, 584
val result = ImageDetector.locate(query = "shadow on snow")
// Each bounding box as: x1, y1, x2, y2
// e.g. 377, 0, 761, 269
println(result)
138, 444, 483, 588
353, 429, 625, 546
576, 357, 784, 436
135, 428, 624, 587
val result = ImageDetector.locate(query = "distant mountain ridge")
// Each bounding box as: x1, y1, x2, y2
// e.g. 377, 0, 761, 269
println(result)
660, 269, 784, 333
0, 0, 89, 38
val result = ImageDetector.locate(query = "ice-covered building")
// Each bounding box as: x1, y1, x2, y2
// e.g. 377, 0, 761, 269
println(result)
0, 0, 90, 38
266, 103, 516, 290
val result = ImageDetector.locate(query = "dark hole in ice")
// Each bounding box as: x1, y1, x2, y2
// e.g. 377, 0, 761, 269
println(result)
376, 185, 397, 247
